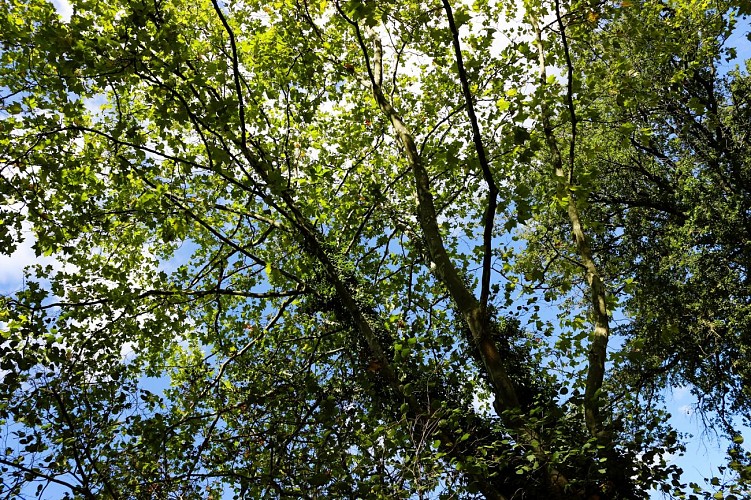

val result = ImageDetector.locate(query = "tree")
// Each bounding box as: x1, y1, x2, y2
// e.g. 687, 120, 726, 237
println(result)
0, 0, 748, 498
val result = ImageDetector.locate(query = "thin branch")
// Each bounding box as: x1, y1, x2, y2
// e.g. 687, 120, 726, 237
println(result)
0, 457, 91, 499
46, 387, 119, 499
418, 103, 466, 157
17, 287, 303, 312
554, 0, 577, 184
529, 7, 610, 440
209, 0, 249, 150
441, 0, 498, 311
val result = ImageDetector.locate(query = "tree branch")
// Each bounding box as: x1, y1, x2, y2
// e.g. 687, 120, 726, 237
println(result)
441, 0, 498, 311
343, 9, 520, 414
209, 0, 249, 150
0, 457, 92, 499
46, 386, 119, 499
529, 5, 610, 440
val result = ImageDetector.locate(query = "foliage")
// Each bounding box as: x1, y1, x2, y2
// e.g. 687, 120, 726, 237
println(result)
0, 0, 749, 498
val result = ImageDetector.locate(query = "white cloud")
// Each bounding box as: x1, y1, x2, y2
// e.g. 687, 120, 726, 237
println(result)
472, 388, 494, 415
50, 0, 73, 22
0, 227, 57, 292
120, 341, 136, 360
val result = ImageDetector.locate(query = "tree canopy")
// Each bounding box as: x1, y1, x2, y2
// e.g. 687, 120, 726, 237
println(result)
1, 0, 750, 498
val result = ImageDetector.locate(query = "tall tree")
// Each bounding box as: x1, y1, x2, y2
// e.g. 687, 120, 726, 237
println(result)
0, 0, 748, 498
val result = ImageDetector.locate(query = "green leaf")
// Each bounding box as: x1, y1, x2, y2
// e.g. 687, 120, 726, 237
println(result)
454, 9, 471, 28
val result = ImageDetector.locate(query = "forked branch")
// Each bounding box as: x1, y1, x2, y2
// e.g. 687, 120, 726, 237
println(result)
345, 14, 521, 414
